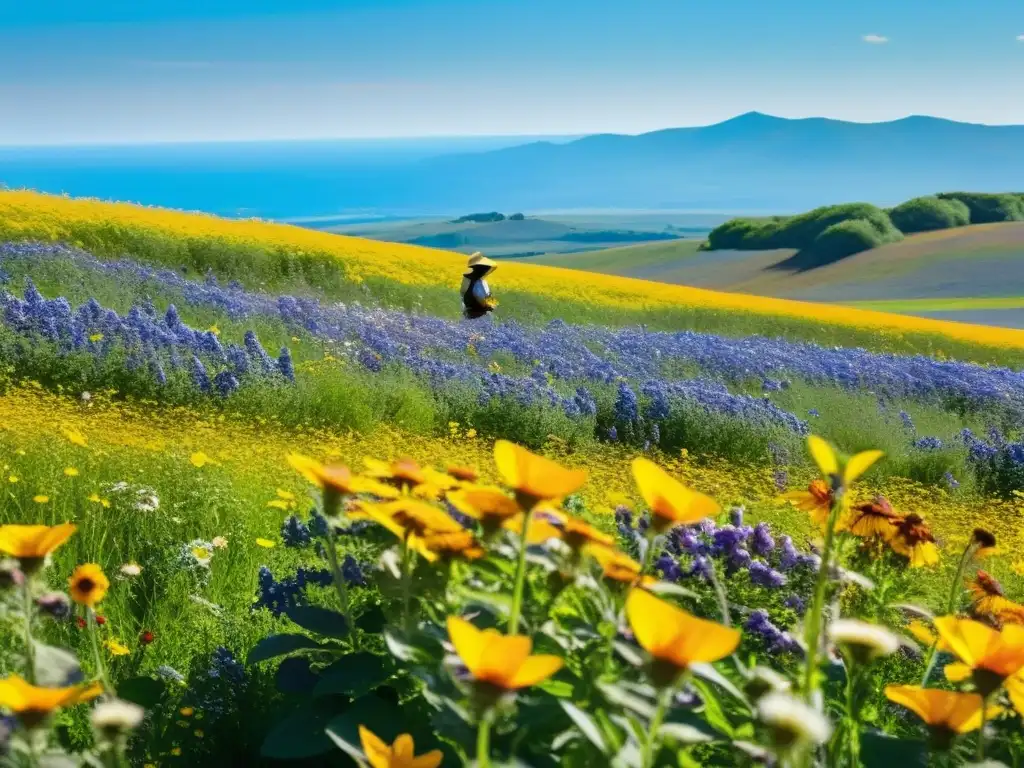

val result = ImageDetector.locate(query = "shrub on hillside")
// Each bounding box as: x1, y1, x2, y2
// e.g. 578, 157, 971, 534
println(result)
889, 196, 971, 233
704, 216, 785, 249
707, 203, 901, 252
936, 192, 1024, 224
807, 218, 889, 262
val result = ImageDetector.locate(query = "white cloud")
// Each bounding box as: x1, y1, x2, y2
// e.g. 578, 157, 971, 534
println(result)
862, 34, 889, 44
1017, 34, 1024, 41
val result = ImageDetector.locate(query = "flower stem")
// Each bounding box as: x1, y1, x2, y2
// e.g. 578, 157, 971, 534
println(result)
843, 657, 861, 767
88, 609, 116, 697
476, 709, 493, 768
977, 695, 988, 761
705, 558, 732, 628
322, 520, 353, 631
922, 542, 974, 685
639, 529, 657, 576
401, 542, 414, 636
508, 508, 534, 634
802, 497, 842, 701
642, 688, 671, 768
21, 581, 36, 684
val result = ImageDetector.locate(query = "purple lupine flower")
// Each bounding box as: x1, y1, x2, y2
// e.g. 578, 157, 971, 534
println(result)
779, 536, 799, 571
730, 506, 744, 527
190, 356, 211, 393
655, 554, 683, 583
783, 594, 806, 615
614, 382, 639, 425
944, 472, 960, 490
914, 436, 943, 451
278, 347, 295, 382
745, 609, 802, 656
751, 522, 775, 556
729, 547, 752, 571
281, 516, 311, 548
687, 556, 714, 582
749, 561, 786, 588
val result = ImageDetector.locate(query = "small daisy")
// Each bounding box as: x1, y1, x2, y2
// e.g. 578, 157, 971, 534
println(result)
92, 699, 144, 738
119, 563, 143, 578
757, 692, 833, 751
829, 619, 900, 663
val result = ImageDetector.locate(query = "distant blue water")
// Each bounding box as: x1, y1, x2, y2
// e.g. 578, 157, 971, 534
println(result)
0, 136, 578, 221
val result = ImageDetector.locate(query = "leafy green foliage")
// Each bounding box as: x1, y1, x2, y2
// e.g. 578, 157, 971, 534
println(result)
889, 196, 971, 233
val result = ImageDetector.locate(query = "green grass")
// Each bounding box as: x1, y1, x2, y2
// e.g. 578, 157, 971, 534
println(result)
844, 296, 1024, 312
522, 239, 704, 273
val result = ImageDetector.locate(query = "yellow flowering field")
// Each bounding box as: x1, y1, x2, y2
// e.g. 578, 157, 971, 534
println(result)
4, 189, 1024, 351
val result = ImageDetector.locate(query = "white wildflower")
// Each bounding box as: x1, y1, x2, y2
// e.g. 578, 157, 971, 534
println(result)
829, 619, 900, 663
212, 536, 228, 549
119, 563, 142, 578
91, 699, 144, 738
757, 692, 832, 750
744, 665, 792, 702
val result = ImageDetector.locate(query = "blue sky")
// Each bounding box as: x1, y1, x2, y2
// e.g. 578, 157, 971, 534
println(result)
2, 0, 1022, 144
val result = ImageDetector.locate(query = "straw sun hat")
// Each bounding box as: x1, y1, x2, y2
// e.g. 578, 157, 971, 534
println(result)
463, 252, 497, 277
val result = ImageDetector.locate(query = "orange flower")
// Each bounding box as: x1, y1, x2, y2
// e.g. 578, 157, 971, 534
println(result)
906, 619, 950, 651
885, 685, 1003, 744
446, 486, 521, 533
501, 510, 565, 545
631, 457, 719, 533
542, 510, 615, 551
625, 588, 740, 685
0, 675, 102, 728
782, 478, 834, 527
358, 726, 442, 768
493, 440, 586, 507
936, 616, 1024, 707
844, 496, 902, 540
68, 563, 109, 607
350, 499, 464, 562
583, 544, 656, 586
447, 616, 563, 691
446, 465, 479, 483
287, 454, 398, 500
0, 523, 77, 571
968, 571, 1024, 626
420, 530, 486, 562
363, 457, 428, 490
889, 514, 940, 567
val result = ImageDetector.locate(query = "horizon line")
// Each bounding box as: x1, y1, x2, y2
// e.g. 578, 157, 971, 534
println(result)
0, 111, 1018, 150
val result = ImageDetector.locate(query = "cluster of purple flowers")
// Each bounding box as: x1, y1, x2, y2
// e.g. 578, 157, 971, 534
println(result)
254, 564, 359, 617
0, 271, 292, 398
957, 427, 1024, 495
745, 609, 803, 656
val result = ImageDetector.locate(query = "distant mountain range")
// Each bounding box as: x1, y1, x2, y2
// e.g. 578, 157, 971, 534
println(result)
399, 113, 1024, 212
5, 113, 1024, 217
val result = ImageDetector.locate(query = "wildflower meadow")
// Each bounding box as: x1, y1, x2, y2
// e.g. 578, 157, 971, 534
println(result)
1, 191, 1024, 767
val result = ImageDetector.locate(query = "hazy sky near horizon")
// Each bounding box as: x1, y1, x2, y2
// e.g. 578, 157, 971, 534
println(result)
2, 0, 1023, 144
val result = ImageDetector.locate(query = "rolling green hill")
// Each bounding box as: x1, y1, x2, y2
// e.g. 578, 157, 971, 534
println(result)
526, 222, 1024, 329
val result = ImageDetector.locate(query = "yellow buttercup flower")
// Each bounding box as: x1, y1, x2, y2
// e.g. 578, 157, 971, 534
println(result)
32, 495, 49, 504
104, 640, 131, 657
63, 467, 79, 477
493, 440, 586, 507
189, 451, 216, 468
358, 725, 442, 768
885, 685, 1002, 740
255, 538, 276, 548
631, 457, 719, 533
0, 675, 102, 727
69, 563, 110, 607
625, 588, 740, 684
447, 616, 563, 691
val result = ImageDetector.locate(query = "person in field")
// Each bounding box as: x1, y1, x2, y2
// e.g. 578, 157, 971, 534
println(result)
460, 252, 498, 320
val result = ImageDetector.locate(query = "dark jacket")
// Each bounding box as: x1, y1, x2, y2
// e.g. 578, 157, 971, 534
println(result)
460, 266, 495, 319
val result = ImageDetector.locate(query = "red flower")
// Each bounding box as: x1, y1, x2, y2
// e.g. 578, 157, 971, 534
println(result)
140, 631, 155, 645
95, 615, 106, 625
76, 617, 86, 629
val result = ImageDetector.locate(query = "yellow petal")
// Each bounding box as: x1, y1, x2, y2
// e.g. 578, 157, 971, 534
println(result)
934, 616, 996, 669
358, 725, 392, 768
844, 449, 884, 484
493, 440, 587, 501
631, 458, 719, 527
626, 588, 684, 658
447, 616, 486, 675
507, 654, 564, 689
392, 734, 415, 762
411, 750, 444, 768
807, 435, 838, 478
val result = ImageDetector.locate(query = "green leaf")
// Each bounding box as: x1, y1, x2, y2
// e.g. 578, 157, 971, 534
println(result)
689, 679, 734, 738
117, 676, 166, 709
598, 682, 656, 719
688, 662, 748, 706
537, 677, 575, 698
286, 606, 350, 638
384, 629, 430, 663
356, 605, 388, 634
560, 702, 609, 754
314, 652, 394, 699
645, 581, 699, 600
325, 694, 406, 753
261, 706, 337, 759
659, 722, 714, 745
860, 730, 928, 768
276, 656, 321, 696
247, 633, 323, 665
